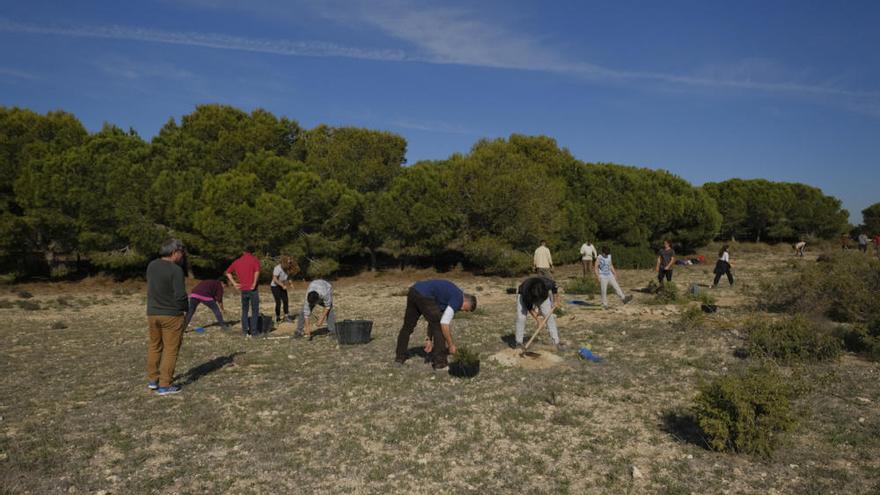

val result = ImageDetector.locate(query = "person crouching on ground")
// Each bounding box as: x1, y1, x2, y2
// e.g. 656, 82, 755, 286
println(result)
145, 238, 189, 396
793, 240, 807, 257
184, 277, 230, 331
395, 279, 476, 370
594, 247, 633, 310
271, 255, 298, 323
514, 275, 567, 351
296, 279, 336, 339
712, 245, 734, 288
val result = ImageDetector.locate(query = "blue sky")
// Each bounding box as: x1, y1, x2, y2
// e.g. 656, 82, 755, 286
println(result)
1, 0, 878, 221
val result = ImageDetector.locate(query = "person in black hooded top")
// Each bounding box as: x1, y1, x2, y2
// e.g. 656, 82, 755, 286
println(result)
514, 276, 564, 351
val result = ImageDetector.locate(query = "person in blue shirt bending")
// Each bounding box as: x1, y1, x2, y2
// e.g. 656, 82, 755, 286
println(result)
394, 279, 477, 370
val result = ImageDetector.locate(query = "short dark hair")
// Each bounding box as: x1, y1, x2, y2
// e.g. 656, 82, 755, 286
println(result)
244, 245, 255, 253
158, 238, 185, 257
464, 293, 477, 311
601, 246, 610, 256
307, 291, 321, 310
540, 240, 547, 245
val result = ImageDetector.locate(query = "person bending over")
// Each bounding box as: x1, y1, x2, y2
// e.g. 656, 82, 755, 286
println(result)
296, 279, 336, 339
184, 277, 229, 331
514, 276, 566, 351
395, 279, 476, 370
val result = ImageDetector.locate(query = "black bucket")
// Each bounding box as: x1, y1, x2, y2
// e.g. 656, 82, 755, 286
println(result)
449, 361, 480, 378
336, 319, 373, 345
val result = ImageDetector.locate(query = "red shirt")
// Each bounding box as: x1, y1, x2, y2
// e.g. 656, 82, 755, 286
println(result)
226, 252, 261, 290
874, 235, 880, 247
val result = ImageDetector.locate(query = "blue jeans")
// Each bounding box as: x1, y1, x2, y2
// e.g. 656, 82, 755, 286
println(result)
240, 290, 260, 334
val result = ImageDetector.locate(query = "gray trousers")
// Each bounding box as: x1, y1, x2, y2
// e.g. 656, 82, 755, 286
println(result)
296, 306, 337, 333
515, 294, 559, 345
599, 275, 625, 307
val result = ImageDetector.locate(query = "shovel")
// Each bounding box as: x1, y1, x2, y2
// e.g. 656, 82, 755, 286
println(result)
520, 313, 550, 358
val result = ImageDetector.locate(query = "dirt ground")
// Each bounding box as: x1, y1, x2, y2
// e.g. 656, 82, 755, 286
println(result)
1, 243, 878, 494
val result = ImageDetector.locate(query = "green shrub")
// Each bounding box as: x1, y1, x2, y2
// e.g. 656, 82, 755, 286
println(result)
16, 290, 33, 299
451, 346, 480, 365
693, 365, 797, 456
304, 257, 340, 279
462, 237, 531, 276
676, 305, 705, 332
565, 277, 598, 296
762, 252, 880, 323
837, 320, 880, 361
652, 282, 679, 304
16, 300, 41, 311
747, 316, 840, 362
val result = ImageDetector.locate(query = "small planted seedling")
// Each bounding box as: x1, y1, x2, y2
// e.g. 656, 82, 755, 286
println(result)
450, 346, 480, 378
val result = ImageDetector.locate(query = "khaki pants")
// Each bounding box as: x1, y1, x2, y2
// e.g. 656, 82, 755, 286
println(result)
147, 315, 185, 387
581, 259, 594, 277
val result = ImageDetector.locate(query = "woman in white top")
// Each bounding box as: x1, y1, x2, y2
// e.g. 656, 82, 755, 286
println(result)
594, 246, 633, 309
270, 255, 297, 322
712, 245, 734, 288
579, 241, 598, 278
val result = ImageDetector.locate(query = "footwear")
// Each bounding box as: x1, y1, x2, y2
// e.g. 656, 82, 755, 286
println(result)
156, 385, 181, 396
393, 358, 407, 367
275, 316, 282, 323
623, 295, 633, 304
432, 363, 448, 371
220, 325, 231, 332
556, 343, 567, 352
147, 381, 158, 390
293, 331, 303, 339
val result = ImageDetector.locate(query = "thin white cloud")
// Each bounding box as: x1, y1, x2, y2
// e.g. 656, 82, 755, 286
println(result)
0, 66, 39, 80
0, 17, 408, 62
391, 118, 476, 135
1, 12, 877, 112
93, 57, 195, 81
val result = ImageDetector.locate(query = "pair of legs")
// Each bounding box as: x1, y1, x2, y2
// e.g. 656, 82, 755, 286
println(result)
658, 269, 673, 284
295, 305, 337, 334
599, 275, 628, 308
396, 287, 449, 368
183, 298, 227, 329
580, 259, 593, 278
146, 315, 185, 388
514, 293, 559, 346
240, 290, 260, 335
713, 268, 734, 287
270, 285, 289, 320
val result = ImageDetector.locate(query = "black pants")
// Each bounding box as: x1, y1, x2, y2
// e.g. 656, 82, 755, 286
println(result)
658, 269, 673, 283
270, 285, 289, 318
713, 262, 734, 286
395, 287, 447, 368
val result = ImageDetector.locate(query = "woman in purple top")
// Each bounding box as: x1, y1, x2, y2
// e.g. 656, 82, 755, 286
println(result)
184, 278, 230, 331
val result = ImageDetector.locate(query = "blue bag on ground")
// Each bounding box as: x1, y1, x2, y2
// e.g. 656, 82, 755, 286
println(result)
578, 347, 602, 363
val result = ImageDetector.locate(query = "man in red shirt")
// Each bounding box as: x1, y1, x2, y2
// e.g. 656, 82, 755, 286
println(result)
874, 234, 880, 259
226, 246, 262, 337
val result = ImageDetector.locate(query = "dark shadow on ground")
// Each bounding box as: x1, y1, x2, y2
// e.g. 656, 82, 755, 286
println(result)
176, 352, 244, 385
500, 333, 518, 348
403, 346, 431, 363
661, 410, 710, 450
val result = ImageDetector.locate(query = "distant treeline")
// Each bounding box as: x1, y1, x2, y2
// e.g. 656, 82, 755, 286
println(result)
0, 104, 851, 279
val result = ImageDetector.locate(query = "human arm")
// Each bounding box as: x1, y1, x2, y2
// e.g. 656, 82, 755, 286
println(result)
173, 268, 188, 314
655, 255, 661, 272
225, 272, 240, 290
249, 270, 259, 291
665, 255, 676, 270
440, 323, 456, 356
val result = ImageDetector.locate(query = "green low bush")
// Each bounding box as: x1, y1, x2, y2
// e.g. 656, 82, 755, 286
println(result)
837, 319, 880, 361
596, 242, 656, 269
451, 346, 480, 365
762, 251, 880, 323
652, 282, 680, 304
693, 365, 797, 456
747, 316, 840, 362
565, 277, 598, 296
676, 305, 706, 332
